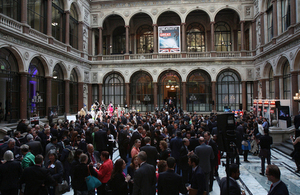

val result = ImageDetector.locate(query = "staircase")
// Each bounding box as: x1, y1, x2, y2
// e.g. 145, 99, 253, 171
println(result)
274, 139, 294, 156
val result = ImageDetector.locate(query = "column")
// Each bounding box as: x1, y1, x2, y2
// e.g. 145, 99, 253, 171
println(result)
125, 25, 129, 54
240, 21, 245, 51
242, 81, 247, 110
65, 11, 70, 45
291, 71, 298, 116
211, 81, 216, 111
153, 82, 158, 108
182, 82, 186, 111
20, 73, 28, 119
78, 22, 84, 52
47, 0, 52, 37
21, 0, 29, 33
98, 84, 103, 104
290, 0, 296, 25
153, 24, 158, 53
78, 82, 83, 109
253, 81, 258, 99
98, 27, 103, 55
233, 30, 238, 51
126, 83, 130, 108
252, 19, 257, 54
65, 80, 70, 114
88, 28, 92, 55
130, 34, 135, 53
88, 84, 92, 109
260, 79, 267, 99
210, 22, 215, 51
260, 13, 265, 46
274, 76, 280, 99
272, 0, 278, 37
46, 77, 52, 116
181, 23, 186, 53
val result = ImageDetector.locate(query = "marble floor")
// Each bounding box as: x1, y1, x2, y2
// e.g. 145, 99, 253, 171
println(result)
65, 148, 300, 195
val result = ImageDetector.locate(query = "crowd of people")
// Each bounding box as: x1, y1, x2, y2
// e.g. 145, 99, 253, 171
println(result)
0, 103, 296, 195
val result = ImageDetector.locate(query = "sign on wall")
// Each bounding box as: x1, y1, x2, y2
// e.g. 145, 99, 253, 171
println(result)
158, 26, 181, 53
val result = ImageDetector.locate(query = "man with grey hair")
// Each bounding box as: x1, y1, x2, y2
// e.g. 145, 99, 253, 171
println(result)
179, 137, 192, 184
0, 138, 21, 160
133, 151, 156, 195
26, 133, 43, 156
0, 150, 23, 195
20, 144, 35, 168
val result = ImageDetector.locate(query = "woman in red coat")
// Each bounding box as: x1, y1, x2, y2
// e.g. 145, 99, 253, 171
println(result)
95, 151, 113, 195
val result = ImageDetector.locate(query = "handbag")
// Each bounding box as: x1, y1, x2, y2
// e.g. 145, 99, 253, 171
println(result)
85, 165, 102, 191
56, 180, 69, 195
241, 140, 248, 146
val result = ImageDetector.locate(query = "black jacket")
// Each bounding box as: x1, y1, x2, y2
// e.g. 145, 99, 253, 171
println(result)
72, 163, 98, 191
157, 169, 188, 195
0, 160, 22, 191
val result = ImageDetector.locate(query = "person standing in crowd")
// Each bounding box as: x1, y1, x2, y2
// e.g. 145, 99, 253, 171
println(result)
140, 137, 158, 168
220, 163, 245, 195
159, 140, 170, 160
86, 144, 100, 165
0, 138, 21, 161
118, 125, 130, 163
290, 130, 300, 173
26, 134, 43, 156
46, 150, 64, 195
127, 154, 140, 195
95, 151, 113, 195
294, 111, 300, 130
0, 151, 23, 195
44, 136, 58, 167
133, 151, 156, 195
259, 128, 273, 176
157, 157, 188, 195
94, 126, 108, 154
20, 144, 35, 169
266, 165, 289, 195
20, 154, 55, 195
187, 154, 206, 195
131, 139, 141, 158
170, 131, 183, 174
179, 138, 192, 184
109, 158, 131, 195
60, 139, 73, 190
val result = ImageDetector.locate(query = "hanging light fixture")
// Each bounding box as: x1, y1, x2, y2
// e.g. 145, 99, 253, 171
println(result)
166, 83, 170, 88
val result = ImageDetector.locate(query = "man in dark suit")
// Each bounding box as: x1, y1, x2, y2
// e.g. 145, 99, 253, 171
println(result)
294, 111, 300, 130
26, 134, 43, 156
118, 125, 129, 162
259, 128, 273, 176
0, 150, 23, 195
16, 119, 27, 134
86, 144, 101, 165
179, 138, 192, 184
194, 136, 214, 193
188, 131, 199, 152
94, 126, 108, 154
266, 165, 289, 195
140, 137, 158, 168
0, 138, 22, 161
188, 154, 206, 195
170, 131, 183, 174
220, 163, 245, 195
157, 157, 188, 195
133, 151, 156, 195
20, 154, 55, 195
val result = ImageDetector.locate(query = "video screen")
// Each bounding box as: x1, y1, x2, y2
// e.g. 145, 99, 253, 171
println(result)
278, 106, 290, 118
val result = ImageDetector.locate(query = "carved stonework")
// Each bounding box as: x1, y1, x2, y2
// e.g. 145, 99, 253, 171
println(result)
256, 67, 260, 80
182, 69, 186, 75
92, 72, 98, 82
124, 10, 130, 17
125, 70, 129, 76
83, 25, 88, 52
238, 5, 242, 10
290, 52, 294, 60
68, 65, 70, 71
211, 68, 216, 74
50, 59, 53, 67
24, 52, 29, 60
256, 17, 261, 46
99, 11, 104, 18
247, 68, 253, 79
254, 0, 259, 14
153, 69, 157, 75
151, 8, 158, 15
84, 71, 89, 82
84, 9, 89, 23
246, 7, 251, 16
83, 84, 88, 107
209, 6, 215, 13
180, 7, 186, 14
92, 14, 98, 24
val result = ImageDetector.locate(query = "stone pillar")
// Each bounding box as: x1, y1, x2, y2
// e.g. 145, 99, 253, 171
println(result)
78, 22, 84, 51
21, 0, 29, 33
252, 19, 257, 54
125, 26, 129, 54
46, 77, 52, 116
291, 71, 298, 116
181, 23, 186, 52
260, 79, 267, 99
242, 81, 247, 110
126, 83, 130, 108
78, 82, 83, 109
130, 34, 134, 53
98, 27, 103, 55
274, 76, 280, 99
46, 0, 52, 37
182, 82, 186, 111
260, 13, 265, 46
65, 80, 70, 114
65, 11, 70, 45
253, 81, 258, 99
210, 22, 215, 51
233, 30, 238, 51
212, 81, 216, 111
272, 0, 278, 37
240, 21, 245, 51
153, 82, 158, 108
20, 73, 28, 119
88, 28, 92, 55
98, 84, 103, 104
290, 0, 296, 25
153, 24, 158, 53
88, 84, 92, 109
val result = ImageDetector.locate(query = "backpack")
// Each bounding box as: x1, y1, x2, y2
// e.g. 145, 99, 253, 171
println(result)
66, 148, 75, 164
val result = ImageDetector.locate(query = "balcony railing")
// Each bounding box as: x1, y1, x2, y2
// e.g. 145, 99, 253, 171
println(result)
187, 52, 211, 58
0, 14, 22, 33
53, 39, 67, 51
103, 55, 125, 61
29, 28, 48, 43
216, 51, 241, 57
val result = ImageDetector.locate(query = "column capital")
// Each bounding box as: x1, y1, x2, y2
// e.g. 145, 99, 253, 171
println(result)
272, 0, 277, 3
45, 76, 52, 79
125, 25, 130, 28
152, 24, 158, 27
252, 19, 256, 23
239, 20, 245, 24
273, 75, 281, 79
78, 21, 84, 25
210, 21, 215, 25
64, 10, 70, 14
98, 27, 103, 30
181, 23, 186, 26
291, 71, 299, 75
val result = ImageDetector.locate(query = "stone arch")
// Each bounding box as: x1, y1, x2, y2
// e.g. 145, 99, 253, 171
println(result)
156, 9, 183, 24
101, 13, 126, 27
69, 1, 82, 21
216, 67, 242, 81
186, 67, 213, 82
102, 70, 126, 83
185, 7, 213, 22
53, 61, 68, 80
27, 54, 50, 77
262, 61, 273, 78
71, 66, 83, 82
129, 69, 154, 82
157, 68, 182, 82
292, 47, 300, 71
275, 55, 290, 75
0, 44, 25, 72
129, 11, 154, 25
213, 6, 242, 21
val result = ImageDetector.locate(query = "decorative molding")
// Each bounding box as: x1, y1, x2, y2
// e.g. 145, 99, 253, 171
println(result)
24, 52, 29, 60
182, 68, 186, 75
124, 10, 130, 17
125, 70, 129, 76
92, 72, 98, 82
151, 8, 158, 15
84, 71, 89, 82
153, 69, 157, 75
209, 6, 215, 13
180, 7, 186, 14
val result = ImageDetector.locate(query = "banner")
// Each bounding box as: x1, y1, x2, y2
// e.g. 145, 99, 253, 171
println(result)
158, 26, 181, 53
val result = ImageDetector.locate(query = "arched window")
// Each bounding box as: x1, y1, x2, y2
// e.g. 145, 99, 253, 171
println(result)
187, 70, 211, 112
269, 68, 274, 99
28, 58, 46, 117
0, 48, 20, 120
27, 0, 45, 32
130, 71, 153, 111
52, 64, 65, 115
281, 0, 291, 32
70, 4, 78, 49
267, 0, 273, 42
186, 23, 205, 52
215, 22, 231, 51
283, 61, 291, 99
136, 25, 153, 54
70, 69, 78, 114
0, 0, 20, 21
103, 73, 125, 107
112, 26, 126, 54
217, 70, 241, 111
52, 0, 64, 42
